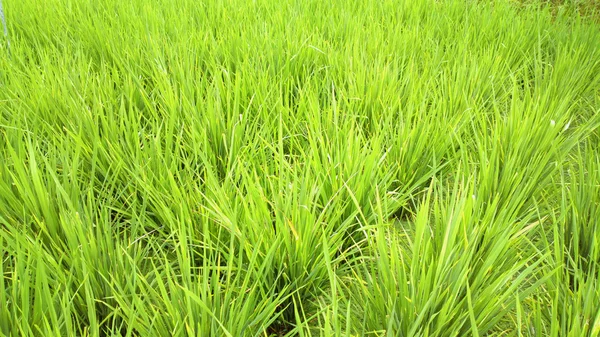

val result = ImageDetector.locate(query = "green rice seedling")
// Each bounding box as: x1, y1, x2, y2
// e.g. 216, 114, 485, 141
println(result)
344, 173, 549, 337
524, 143, 600, 337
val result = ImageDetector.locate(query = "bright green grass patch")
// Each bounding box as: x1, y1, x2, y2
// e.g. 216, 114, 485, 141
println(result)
0, 0, 599, 336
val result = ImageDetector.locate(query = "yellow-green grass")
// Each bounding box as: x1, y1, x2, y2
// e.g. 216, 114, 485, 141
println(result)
0, 0, 599, 336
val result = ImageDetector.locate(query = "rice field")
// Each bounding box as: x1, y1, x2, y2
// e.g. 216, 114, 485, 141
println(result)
0, 0, 599, 336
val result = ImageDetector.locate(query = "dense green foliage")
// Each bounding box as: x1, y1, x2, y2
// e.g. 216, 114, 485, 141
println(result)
1, 0, 599, 336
